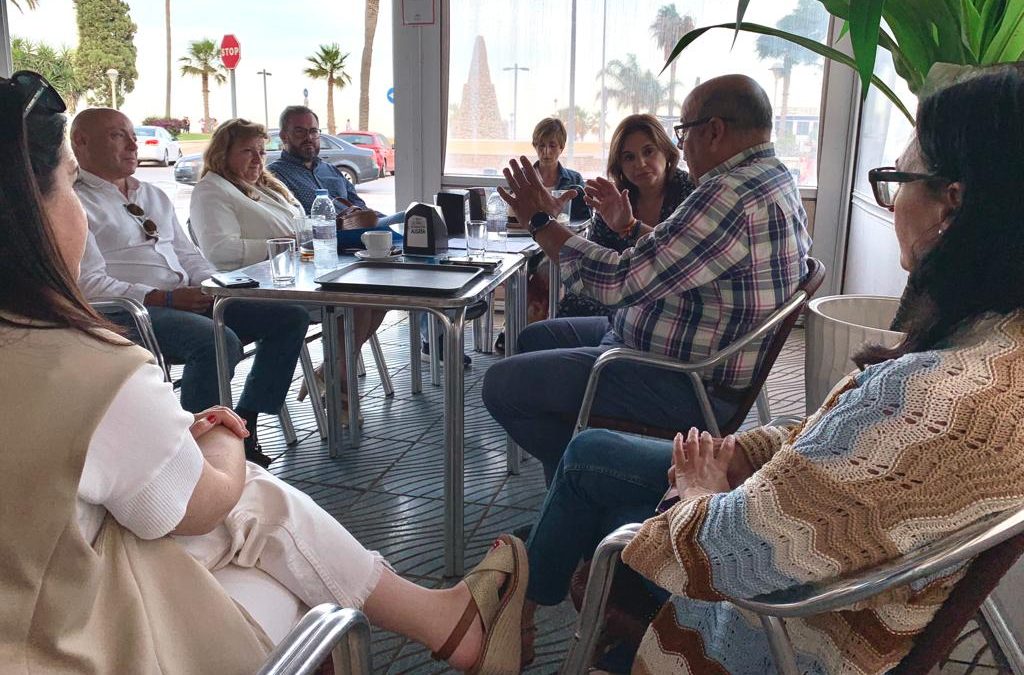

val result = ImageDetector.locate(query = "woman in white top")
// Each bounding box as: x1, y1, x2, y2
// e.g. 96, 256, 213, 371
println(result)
189, 118, 303, 270
2, 74, 527, 674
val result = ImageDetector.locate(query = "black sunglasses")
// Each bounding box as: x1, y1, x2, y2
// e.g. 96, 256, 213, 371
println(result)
867, 167, 948, 209
8, 70, 67, 119
124, 203, 159, 240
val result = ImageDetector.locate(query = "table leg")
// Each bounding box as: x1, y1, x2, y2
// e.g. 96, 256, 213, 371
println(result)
504, 267, 527, 475
342, 307, 361, 445
479, 291, 495, 354
409, 310, 422, 395
322, 306, 346, 458
442, 308, 466, 577
212, 297, 235, 407
428, 315, 441, 387
548, 254, 560, 320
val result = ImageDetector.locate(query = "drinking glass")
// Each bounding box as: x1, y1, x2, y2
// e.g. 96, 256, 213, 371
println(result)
551, 189, 572, 225
486, 214, 507, 253
266, 238, 296, 285
292, 215, 314, 261
466, 219, 487, 258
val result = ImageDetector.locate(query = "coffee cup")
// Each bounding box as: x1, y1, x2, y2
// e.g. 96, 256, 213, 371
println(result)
361, 230, 393, 258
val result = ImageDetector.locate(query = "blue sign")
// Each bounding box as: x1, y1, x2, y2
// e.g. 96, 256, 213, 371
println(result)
387, 87, 395, 104
303, 88, 309, 98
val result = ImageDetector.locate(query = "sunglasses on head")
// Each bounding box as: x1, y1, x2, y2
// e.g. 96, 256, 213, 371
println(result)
7, 71, 67, 119
124, 203, 159, 240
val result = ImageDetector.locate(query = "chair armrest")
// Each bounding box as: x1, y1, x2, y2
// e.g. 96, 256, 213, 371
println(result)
91, 298, 169, 381
573, 291, 807, 438
768, 415, 803, 428
257, 604, 372, 675
731, 505, 1024, 619
560, 523, 642, 675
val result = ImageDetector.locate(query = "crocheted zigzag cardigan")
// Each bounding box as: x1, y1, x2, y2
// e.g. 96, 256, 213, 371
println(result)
622, 310, 1024, 674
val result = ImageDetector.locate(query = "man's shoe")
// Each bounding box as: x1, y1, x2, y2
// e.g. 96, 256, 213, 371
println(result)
465, 299, 488, 321
244, 436, 273, 468
420, 340, 472, 367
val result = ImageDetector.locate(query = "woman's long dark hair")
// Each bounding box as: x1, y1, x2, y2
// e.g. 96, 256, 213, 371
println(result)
856, 66, 1024, 367
0, 79, 120, 338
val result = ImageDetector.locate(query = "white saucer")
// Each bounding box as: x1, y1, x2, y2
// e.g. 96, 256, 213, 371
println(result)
355, 250, 399, 260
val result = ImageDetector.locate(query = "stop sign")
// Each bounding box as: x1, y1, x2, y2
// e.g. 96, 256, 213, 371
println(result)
220, 35, 241, 71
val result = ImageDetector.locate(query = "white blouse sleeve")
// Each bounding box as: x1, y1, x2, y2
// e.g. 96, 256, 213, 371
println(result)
79, 363, 204, 540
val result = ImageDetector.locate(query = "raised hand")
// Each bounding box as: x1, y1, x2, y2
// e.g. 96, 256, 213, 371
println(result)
497, 156, 577, 223
583, 177, 633, 234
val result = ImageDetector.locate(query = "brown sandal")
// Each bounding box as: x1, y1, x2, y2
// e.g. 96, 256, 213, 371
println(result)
431, 535, 528, 674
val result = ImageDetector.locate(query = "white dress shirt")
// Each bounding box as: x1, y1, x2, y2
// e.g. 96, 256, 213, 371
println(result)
76, 169, 218, 301
189, 171, 303, 270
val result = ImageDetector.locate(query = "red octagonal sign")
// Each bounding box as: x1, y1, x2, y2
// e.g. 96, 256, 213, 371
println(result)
220, 35, 241, 71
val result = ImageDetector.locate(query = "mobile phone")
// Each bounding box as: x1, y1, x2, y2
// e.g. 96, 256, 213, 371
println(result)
655, 486, 680, 514
211, 272, 259, 288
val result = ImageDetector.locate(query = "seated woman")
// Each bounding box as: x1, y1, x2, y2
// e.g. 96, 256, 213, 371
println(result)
517, 66, 1024, 672
557, 114, 695, 318
531, 116, 589, 220
0, 73, 526, 674
189, 118, 388, 420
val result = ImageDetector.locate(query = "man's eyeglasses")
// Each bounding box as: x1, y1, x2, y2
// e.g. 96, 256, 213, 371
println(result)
674, 116, 732, 143
124, 203, 159, 240
289, 126, 321, 139
8, 70, 67, 119
867, 167, 947, 209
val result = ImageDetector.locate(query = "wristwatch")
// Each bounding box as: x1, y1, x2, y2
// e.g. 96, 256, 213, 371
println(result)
528, 211, 554, 237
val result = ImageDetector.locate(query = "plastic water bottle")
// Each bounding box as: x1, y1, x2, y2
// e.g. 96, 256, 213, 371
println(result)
486, 190, 508, 253
310, 189, 337, 263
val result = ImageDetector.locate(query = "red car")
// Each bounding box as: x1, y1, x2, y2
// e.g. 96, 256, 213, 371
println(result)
339, 131, 395, 177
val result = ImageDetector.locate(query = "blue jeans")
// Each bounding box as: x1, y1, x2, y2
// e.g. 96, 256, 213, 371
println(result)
481, 317, 738, 483
147, 300, 310, 414
526, 429, 672, 605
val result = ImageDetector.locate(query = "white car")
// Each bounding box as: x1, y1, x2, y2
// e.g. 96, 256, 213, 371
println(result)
135, 126, 182, 166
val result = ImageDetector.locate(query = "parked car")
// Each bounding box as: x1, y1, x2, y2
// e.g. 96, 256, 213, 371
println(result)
135, 126, 182, 166
173, 131, 379, 186
337, 131, 395, 177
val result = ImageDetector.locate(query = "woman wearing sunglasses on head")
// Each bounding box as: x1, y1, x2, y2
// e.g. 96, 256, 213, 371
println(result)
0, 72, 528, 674
511, 66, 1024, 672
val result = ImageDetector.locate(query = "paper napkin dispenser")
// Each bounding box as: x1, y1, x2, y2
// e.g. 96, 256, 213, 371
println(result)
402, 202, 449, 256
435, 189, 469, 236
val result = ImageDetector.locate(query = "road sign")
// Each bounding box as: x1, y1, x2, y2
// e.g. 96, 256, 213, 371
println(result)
220, 35, 241, 71
387, 87, 395, 104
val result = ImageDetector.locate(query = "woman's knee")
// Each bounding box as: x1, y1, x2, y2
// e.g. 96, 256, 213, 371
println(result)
561, 429, 628, 472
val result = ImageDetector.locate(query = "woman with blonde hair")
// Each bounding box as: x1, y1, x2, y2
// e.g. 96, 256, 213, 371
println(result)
190, 118, 303, 270
557, 113, 695, 318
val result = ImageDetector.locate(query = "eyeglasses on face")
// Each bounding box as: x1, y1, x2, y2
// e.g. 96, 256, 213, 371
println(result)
7, 70, 67, 119
288, 126, 321, 139
867, 167, 947, 209
674, 116, 735, 144
124, 203, 159, 240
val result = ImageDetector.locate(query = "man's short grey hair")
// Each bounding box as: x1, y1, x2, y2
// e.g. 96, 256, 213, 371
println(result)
279, 105, 319, 132
697, 85, 773, 132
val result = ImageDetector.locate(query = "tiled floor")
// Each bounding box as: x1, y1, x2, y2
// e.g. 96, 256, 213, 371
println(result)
203, 312, 1008, 674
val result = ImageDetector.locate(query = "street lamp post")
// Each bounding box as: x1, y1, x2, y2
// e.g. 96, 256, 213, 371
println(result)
502, 63, 529, 140
105, 68, 119, 109
257, 69, 273, 129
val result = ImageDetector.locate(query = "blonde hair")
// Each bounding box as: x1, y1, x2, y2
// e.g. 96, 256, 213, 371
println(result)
532, 117, 567, 149
202, 118, 297, 204
606, 114, 680, 192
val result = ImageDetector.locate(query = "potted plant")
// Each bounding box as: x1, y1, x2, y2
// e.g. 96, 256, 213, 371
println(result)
666, 0, 1024, 124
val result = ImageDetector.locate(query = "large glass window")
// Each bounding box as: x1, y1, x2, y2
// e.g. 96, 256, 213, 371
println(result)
446, 0, 831, 186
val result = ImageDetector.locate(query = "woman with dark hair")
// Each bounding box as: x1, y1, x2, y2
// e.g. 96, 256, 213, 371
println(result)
557, 113, 695, 318
513, 66, 1024, 672
0, 73, 527, 674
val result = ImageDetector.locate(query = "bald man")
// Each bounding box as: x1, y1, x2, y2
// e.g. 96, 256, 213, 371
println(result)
484, 74, 812, 482
72, 108, 310, 467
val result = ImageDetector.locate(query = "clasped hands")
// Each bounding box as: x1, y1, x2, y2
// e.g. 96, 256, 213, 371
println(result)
666, 427, 738, 503
189, 405, 250, 441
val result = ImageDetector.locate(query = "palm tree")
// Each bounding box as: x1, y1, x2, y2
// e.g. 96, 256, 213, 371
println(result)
305, 44, 352, 135
164, 0, 172, 119
598, 54, 665, 115
650, 4, 694, 118
755, 0, 828, 146
358, 0, 380, 132
179, 39, 226, 134
10, 0, 40, 11
12, 37, 84, 113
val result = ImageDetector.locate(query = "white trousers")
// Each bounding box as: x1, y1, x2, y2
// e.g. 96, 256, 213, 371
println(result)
174, 463, 389, 641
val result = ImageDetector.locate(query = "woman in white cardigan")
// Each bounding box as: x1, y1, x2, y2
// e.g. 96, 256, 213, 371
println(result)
191, 119, 386, 417
190, 119, 303, 270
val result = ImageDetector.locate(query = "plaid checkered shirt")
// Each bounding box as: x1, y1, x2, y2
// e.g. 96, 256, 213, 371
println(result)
559, 143, 812, 389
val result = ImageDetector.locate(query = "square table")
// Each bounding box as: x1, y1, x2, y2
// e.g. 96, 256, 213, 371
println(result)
202, 251, 529, 576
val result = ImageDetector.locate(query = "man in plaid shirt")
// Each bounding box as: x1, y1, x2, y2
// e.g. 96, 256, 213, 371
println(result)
482, 75, 812, 483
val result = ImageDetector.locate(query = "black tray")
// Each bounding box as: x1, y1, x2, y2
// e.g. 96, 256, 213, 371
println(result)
315, 261, 485, 295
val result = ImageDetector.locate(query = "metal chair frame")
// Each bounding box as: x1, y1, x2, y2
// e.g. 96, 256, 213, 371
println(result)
563, 502, 1024, 675
256, 604, 372, 675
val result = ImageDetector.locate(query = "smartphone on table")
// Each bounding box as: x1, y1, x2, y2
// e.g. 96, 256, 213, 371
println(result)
655, 486, 681, 514
211, 272, 259, 288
